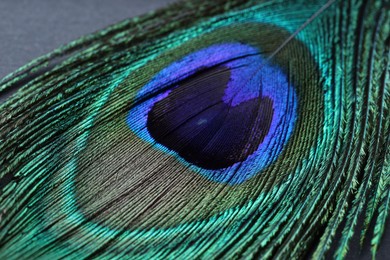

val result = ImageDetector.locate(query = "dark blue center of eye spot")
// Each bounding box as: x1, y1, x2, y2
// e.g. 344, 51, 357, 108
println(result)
146, 66, 274, 170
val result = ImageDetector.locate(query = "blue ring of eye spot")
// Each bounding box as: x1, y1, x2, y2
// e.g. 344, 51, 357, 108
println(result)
127, 43, 297, 185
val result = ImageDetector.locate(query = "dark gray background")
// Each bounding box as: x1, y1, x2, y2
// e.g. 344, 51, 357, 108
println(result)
0, 0, 177, 79
0, 1, 388, 259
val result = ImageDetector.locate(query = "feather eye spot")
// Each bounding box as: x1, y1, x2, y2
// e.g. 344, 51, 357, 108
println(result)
128, 43, 297, 184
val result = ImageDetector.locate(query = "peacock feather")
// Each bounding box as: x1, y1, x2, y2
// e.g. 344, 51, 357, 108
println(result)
0, 0, 389, 259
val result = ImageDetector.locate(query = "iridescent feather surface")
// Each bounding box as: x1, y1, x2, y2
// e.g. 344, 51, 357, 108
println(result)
0, 0, 389, 259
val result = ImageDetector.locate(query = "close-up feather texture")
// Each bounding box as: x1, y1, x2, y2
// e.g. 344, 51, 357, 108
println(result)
0, 0, 389, 259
